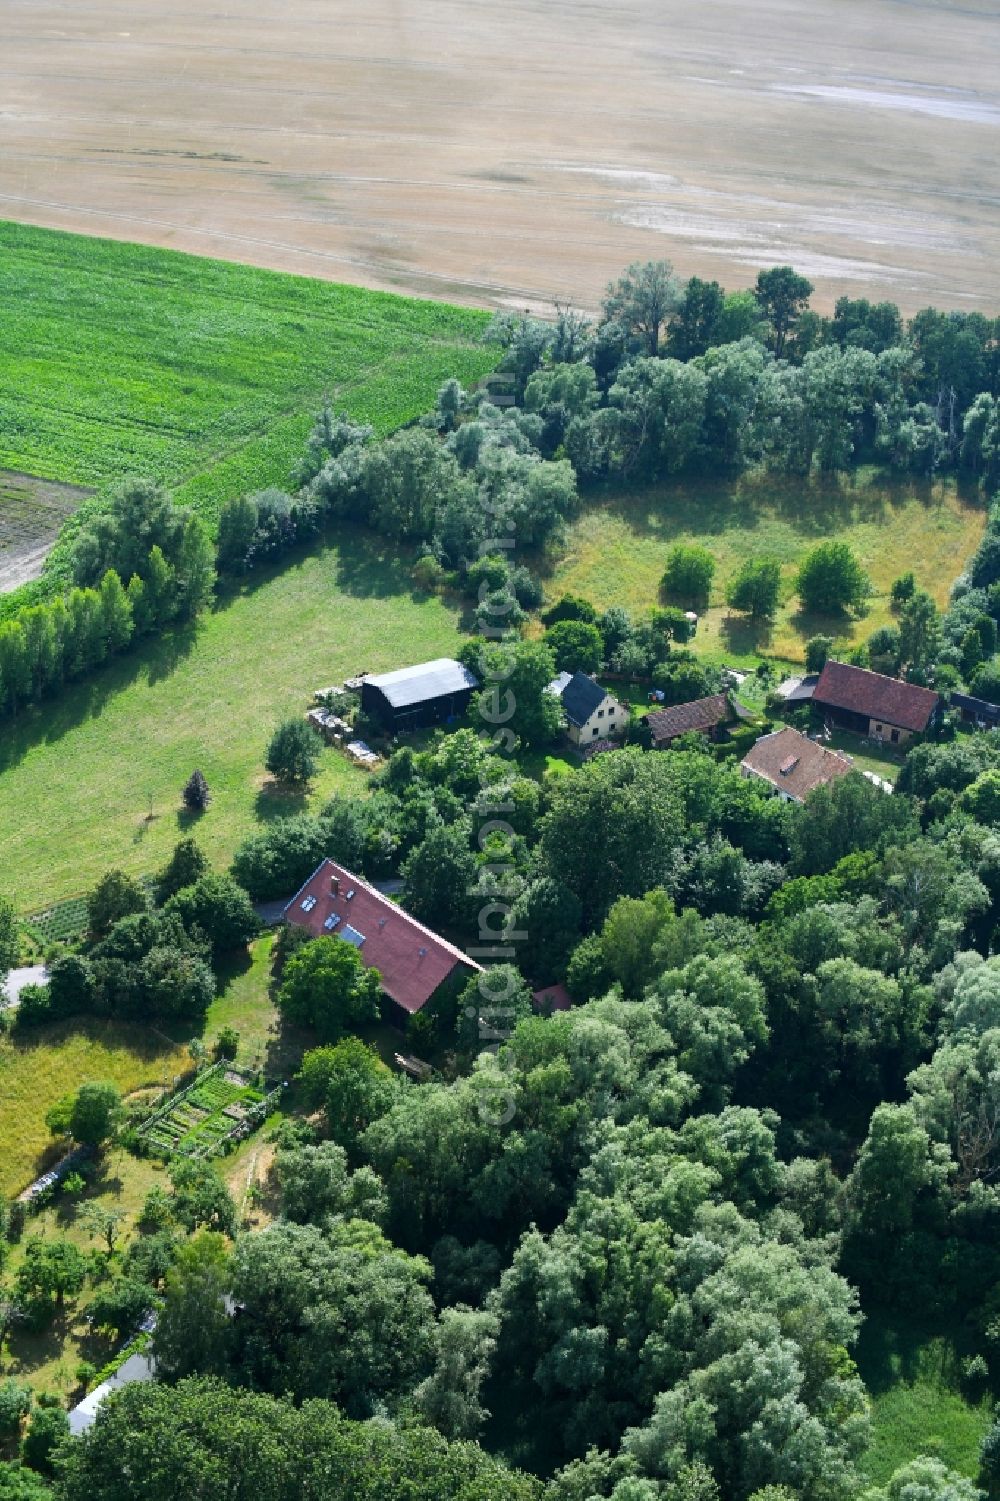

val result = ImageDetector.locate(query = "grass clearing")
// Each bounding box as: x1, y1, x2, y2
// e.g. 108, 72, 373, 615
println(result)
0, 221, 494, 530
0, 526, 467, 912
857, 1309, 993, 1484
547, 473, 984, 667
0, 1020, 187, 1198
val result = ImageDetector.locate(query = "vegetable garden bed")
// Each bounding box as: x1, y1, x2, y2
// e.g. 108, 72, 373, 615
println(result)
136, 1061, 278, 1159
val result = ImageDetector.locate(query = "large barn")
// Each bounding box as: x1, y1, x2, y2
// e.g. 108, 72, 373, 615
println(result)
360, 658, 479, 733
812, 660, 940, 744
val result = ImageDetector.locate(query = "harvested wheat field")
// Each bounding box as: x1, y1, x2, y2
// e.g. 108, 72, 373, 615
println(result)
2, 0, 998, 315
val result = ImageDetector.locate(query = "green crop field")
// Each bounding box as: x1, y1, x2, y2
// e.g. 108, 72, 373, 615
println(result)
546, 473, 985, 668
0, 525, 467, 913
0, 221, 494, 527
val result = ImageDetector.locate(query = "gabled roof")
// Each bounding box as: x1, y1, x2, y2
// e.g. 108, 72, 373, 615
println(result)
283, 859, 481, 1014
814, 660, 939, 733
532, 983, 573, 1013
364, 658, 478, 709
741, 726, 854, 803
550, 670, 611, 727
645, 692, 732, 743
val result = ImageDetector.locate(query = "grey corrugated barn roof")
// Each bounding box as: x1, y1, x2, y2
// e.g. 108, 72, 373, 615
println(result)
365, 658, 479, 709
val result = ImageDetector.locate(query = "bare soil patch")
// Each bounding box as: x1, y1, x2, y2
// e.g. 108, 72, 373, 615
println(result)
1, 0, 998, 314
0, 469, 92, 591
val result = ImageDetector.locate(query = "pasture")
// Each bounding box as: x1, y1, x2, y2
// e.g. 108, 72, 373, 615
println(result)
545, 474, 985, 666
0, 220, 494, 531
0, 526, 466, 914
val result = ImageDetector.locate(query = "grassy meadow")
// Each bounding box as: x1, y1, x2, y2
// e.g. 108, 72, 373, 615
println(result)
0, 220, 494, 527
857, 1311, 993, 1484
546, 473, 985, 667
0, 527, 467, 914
0, 1020, 188, 1199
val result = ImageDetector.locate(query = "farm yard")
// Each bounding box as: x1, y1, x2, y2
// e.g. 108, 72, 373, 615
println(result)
545, 473, 986, 666
0, 219, 494, 542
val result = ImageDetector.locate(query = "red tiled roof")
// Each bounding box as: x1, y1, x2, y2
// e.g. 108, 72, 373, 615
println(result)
741, 726, 854, 803
814, 660, 939, 733
283, 860, 481, 1015
532, 983, 573, 1013
645, 693, 732, 744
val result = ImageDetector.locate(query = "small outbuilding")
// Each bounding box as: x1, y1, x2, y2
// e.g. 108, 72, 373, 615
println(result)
644, 692, 737, 749
774, 674, 819, 705
950, 692, 1000, 730
360, 658, 479, 733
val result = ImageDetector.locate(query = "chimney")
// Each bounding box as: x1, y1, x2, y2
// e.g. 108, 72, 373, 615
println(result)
330, 873, 340, 898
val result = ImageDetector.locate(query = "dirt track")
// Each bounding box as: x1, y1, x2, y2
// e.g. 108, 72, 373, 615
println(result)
2, 0, 999, 313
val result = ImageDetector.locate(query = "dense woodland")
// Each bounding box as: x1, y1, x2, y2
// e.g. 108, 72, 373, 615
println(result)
2, 262, 1000, 1500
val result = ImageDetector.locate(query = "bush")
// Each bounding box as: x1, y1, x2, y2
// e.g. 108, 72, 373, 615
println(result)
651, 657, 716, 704
14, 984, 52, 1029
0, 1380, 31, 1443
510, 565, 544, 610
156, 838, 209, 903
213, 1027, 240, 1061
890, 571, 916, 606
165, 873, 258, 956
86, 869, 150, 941
661, 544, 715, 606
971, 659, 1000, 706
411, 554, 446, 592
540, 593, 597, 628
465, 553, 511, 596
182, 770, 210, 813
805, 634, 834, 673
265, 718, 322, 785
276, 937, 381, 1042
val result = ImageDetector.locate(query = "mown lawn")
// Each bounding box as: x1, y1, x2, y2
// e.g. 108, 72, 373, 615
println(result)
0, 1019, 187, 1198
0, 220, 494, 527
546, 472, 984, 666
857, 1309, 993, 1484
0, 527, 467, 912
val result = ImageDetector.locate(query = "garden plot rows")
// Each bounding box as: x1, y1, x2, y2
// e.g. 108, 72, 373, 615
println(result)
140, 1066, 266, 1158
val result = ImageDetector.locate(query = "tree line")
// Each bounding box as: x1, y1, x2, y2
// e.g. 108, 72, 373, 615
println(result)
3, 256, 998, 721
